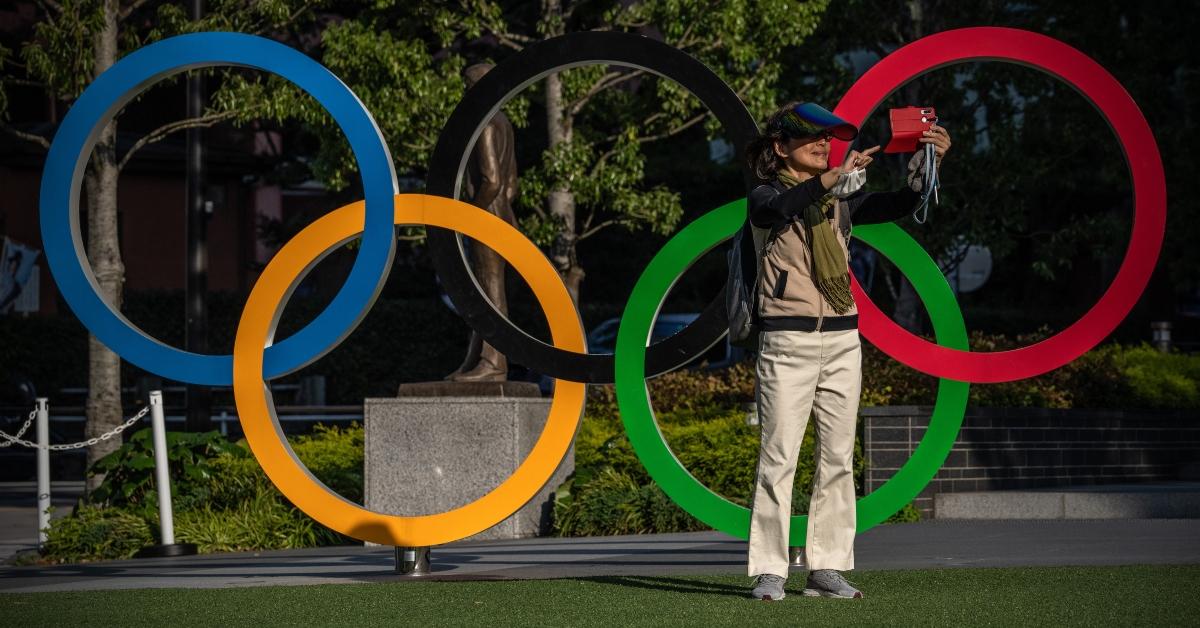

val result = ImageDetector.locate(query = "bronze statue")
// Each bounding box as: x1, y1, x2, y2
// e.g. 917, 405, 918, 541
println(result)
445, 63, 520, 382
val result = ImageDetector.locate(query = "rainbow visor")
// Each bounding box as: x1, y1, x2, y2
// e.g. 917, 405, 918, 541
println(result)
780, 102, 859, 141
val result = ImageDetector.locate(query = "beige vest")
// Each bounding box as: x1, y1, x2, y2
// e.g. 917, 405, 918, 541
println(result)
757, 196, 857, 323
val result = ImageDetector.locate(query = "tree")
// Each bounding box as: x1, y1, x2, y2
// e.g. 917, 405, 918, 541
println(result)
214, 0, 832, 305
785, 0, 1198, 335
0, 0, 325, 490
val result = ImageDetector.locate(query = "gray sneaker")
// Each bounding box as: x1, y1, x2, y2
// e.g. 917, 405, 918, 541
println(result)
750, 573, 787, 601
802, 569, 863, 599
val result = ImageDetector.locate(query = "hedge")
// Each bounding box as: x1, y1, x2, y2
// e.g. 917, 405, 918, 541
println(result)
551, 333, 1200, 537
6, 295, 1196, 409
39, 425, 361, 563
31, 330, 1198, 558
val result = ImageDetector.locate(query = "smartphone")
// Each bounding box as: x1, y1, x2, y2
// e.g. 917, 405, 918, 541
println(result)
884, 106, 936, 153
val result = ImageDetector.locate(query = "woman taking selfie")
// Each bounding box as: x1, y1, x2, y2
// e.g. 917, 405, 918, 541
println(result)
743, 102, 951, 601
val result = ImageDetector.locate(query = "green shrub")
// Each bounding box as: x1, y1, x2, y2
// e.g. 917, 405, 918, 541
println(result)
587, 333, 1200, 415
290, 424, 364, 502
41, 505, 153, 563
553, 469, 704, 537
45, 335, 1195, 553
174, 491, 342, 553
169, 424, 362, 552
1112, 345, 1200, 409
586, 362, 756, 422
13, 296, 1196, 410
87, 429, 244, 515
884, 502, 922, 524
556, 406, 824, 536
42, 425, 364, 563
667, 414, 764, 506
191, 452, 268, 512
862, 331, 1200, 410
861, 328, 1077, 408
572, 414, 648, 484
559, 335, 1200, 537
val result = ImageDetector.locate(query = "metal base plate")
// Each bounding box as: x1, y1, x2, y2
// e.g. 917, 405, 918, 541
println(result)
135, 543, 199, 558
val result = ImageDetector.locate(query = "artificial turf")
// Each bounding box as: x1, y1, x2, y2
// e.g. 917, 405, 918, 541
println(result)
3, 565, 1198, 626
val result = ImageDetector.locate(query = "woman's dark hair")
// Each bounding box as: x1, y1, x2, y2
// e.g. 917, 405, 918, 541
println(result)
744, 100, 803, 182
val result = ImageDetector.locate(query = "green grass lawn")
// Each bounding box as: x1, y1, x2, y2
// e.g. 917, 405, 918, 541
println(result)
4, 565, 1198, 627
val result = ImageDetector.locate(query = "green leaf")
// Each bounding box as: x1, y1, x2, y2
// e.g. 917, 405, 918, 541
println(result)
127, 455, 156, 470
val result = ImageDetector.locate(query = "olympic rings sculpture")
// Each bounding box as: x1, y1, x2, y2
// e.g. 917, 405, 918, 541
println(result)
39, 27, 1164, 547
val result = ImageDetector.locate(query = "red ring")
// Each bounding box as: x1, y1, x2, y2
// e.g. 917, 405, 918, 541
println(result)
830, 27, 1166, 383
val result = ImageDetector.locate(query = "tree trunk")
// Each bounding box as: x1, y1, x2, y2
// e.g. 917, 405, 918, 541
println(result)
544, 72, 584, 302
84, 0, 125, 492
541, 0, 584, 303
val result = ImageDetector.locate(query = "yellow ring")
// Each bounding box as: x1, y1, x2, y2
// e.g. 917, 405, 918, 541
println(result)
233, 193, 586, 546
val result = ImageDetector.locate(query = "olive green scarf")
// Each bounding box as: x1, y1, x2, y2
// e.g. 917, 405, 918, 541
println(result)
776, 171, 855, 314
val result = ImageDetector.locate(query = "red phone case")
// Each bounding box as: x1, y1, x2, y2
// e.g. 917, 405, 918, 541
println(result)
884, 106, 936, 153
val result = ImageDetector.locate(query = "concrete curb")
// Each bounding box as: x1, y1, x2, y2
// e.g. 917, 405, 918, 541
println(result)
935, 482, 1200, 519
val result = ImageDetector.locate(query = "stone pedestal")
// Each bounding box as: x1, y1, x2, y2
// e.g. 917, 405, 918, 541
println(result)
364, 393, 572, 542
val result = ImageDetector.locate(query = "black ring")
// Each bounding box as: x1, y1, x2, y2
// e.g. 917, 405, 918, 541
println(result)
427, 31, 758, 383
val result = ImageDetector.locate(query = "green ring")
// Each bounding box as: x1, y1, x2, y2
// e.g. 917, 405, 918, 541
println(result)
613, 198, 970, 541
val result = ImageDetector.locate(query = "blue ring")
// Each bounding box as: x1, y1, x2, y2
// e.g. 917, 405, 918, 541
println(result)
39, 33, 397, 386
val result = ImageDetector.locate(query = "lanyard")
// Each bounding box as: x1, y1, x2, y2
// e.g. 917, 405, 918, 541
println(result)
912, 141, 940, 224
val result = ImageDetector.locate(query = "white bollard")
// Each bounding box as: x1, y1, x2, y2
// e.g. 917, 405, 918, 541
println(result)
148, 391, 175, 546
35, 398, 49, 548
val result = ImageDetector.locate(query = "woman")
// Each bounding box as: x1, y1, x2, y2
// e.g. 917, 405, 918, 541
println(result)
743, 102, 951, 601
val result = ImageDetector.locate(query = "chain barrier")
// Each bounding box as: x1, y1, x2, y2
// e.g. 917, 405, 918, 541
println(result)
0, 409, 37, 448
0, 404, 151, 451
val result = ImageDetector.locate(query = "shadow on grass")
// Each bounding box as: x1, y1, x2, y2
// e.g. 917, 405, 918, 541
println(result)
577, 575, 758, 599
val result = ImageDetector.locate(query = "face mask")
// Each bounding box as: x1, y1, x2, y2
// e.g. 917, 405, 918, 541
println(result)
829, 166, 867, 199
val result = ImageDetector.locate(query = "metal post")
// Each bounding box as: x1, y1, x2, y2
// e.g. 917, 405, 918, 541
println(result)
35, 398, 49, 548
789, 546, 805, 568
1151, 321, 1172, 353
395, 546, 431, 576
136, 391, 197, 558
184, 0, 212, 433
150, 391, 174, 545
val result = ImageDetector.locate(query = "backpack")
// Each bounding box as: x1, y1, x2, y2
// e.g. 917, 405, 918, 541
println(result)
725, 210, 771, 349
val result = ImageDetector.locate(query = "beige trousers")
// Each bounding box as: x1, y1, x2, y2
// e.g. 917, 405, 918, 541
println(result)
747, 328, 862, 577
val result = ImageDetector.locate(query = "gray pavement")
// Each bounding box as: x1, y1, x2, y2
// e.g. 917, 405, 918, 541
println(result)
0, 481, 81, 561
2, 518, 1198, 593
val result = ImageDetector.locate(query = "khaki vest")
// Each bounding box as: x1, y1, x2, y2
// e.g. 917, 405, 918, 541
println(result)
757, 192, 857, 323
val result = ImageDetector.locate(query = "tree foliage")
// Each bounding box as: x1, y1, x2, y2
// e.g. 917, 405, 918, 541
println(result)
785, 0, 1197, 326
205, 0, 831, 297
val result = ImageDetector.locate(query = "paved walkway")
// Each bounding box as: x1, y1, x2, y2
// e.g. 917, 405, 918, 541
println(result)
0, 481, 81, 562
3, 519, 1198, 593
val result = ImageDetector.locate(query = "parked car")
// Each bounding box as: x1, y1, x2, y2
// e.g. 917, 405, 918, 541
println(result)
509, 313, 748, 395
585, 313, 746, 370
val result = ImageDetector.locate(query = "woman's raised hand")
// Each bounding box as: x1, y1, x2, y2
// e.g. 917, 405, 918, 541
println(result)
920, 124, 951, 165
821, 145, 879, 190
837, 145, 881, 174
